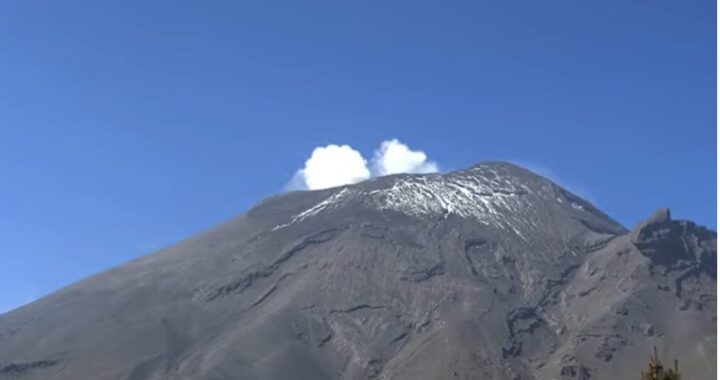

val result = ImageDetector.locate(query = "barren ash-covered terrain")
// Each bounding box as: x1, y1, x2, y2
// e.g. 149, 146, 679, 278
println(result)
0, 162, 715, 379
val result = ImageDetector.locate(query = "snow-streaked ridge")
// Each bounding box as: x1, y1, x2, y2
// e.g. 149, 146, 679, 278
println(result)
271, 165, 568, 239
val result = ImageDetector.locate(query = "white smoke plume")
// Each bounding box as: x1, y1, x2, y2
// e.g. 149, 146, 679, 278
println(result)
371, 139, 438, 176
289, 144, 371, 190
289, 139, 438, 190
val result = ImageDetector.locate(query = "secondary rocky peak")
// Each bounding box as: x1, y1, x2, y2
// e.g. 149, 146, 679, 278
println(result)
650, 208, 672, 223
631, 208, 674, 247
631, 208, 716, 275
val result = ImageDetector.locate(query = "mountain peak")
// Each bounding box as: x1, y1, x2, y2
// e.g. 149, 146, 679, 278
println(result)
465, 160, 532, 172
261, 162, 626, 240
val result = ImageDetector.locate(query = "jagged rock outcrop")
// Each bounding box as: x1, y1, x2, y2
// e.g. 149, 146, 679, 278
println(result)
0, 162, 714, 379
632, 208, 716, 277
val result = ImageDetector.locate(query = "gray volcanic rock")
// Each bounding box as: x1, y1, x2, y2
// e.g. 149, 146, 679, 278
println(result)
0, 162, 715, 379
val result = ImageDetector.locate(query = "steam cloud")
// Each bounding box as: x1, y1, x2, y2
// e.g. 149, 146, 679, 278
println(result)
290, 139, 438, 190
372, 139, 438, 176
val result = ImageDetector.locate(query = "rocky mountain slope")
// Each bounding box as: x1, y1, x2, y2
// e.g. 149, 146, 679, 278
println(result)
0, 162, 715, 379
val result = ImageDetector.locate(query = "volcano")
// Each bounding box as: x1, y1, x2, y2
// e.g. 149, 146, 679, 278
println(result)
0, 162, 715, 379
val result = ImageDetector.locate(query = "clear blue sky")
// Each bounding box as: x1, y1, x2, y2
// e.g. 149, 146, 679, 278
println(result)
0, 0, 715, 313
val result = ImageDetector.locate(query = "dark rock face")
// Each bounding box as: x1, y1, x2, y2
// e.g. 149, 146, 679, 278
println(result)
0, 162, 714, 380
560, 364, 591, 380
632, 208, 716, 277
0, 359, 60, 376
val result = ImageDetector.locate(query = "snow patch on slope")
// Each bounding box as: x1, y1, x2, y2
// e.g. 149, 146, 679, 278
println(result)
271, 165, 565, 236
